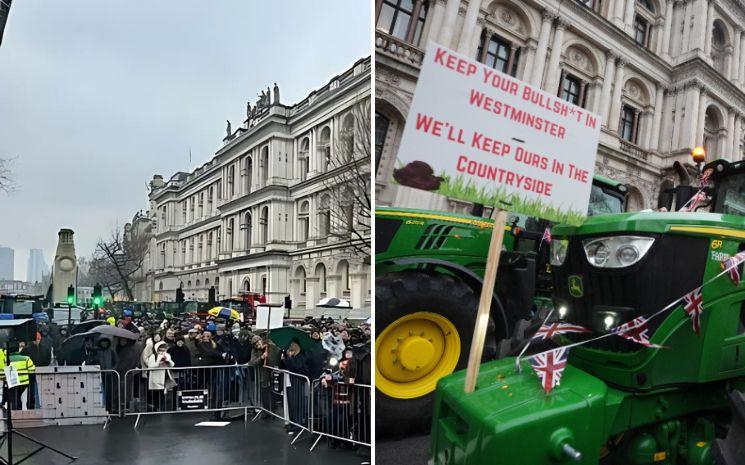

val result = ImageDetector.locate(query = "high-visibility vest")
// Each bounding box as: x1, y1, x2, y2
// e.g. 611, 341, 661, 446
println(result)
0, 350, 36, 386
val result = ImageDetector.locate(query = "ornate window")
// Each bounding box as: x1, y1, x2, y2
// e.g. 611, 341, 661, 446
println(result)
298, 201, 310, 242
633, 16, 650, 48
318, 194, 331, 237
299, 137, 310, 181
316, 263, 327, 294
559, 72, 586, 107
260, 206, 269, 244
375, 0, 428, 45
476, 32, 520, 77
576, 0, 602, 14
318, 127, 331, 173
620, 104, 640, 143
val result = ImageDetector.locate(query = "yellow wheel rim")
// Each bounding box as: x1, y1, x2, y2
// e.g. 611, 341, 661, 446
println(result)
376, 311, 461, 399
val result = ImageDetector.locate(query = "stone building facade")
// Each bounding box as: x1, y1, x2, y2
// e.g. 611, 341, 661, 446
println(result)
131, 57, 371, 317
375, 0, 745, 211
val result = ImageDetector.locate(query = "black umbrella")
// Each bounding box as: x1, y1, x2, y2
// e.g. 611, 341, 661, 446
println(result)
85, 325, 138, 340
70, 320, 107, 335
59, 333, 96, 365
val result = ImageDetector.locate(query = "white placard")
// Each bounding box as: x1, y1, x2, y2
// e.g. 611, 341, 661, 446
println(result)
394, 43, 601, 225
255, 305, 283, 330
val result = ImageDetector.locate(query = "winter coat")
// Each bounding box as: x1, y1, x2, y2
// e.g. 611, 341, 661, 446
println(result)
193, 341, 223, 366
116, 341, 143, 375
168, 344, 191, 367
21, 339, 52, 367
280, 349, 312, 378
141, 338, 155, 368
145, 342, 175, 391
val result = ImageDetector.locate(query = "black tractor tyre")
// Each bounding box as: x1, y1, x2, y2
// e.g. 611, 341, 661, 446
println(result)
375, 270, 495, 438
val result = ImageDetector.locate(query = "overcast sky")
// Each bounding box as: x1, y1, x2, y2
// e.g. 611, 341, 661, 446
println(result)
0, 0, 371, 280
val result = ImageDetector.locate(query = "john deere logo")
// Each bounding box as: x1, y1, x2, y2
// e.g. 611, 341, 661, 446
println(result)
568, 275, 584, 298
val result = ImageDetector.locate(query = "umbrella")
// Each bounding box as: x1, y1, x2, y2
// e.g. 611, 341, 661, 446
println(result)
70, 320, 107, 335
85, 324, 138, 340
316, 297, 352, 308
269, 326, 319, 353
59, 333, 95, 365
207, 307, 240, 321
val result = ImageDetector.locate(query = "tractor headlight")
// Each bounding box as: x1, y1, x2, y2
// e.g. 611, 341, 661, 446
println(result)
582, 236, 654, 268
550, 239, 569, 266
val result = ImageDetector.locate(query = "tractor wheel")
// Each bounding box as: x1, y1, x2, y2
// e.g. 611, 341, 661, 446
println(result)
375, 270, 495, 437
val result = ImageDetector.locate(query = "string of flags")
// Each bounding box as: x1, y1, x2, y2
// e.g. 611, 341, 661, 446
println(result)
523, 247, 745, 394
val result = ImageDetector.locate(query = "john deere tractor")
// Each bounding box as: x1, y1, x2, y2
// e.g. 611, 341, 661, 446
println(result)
376, 175, 628, 435
429, 158, 745, 464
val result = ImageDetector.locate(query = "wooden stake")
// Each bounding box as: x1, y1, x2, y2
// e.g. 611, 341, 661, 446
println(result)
464, 208, 508, 393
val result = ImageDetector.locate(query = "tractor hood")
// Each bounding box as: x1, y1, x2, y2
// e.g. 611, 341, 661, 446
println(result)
430, 358, 609, 465
552, 211, 745, 239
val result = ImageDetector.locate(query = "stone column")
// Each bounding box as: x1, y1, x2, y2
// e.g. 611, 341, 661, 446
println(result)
350, 271, 367, 310
623, 0, 636, 33
456, 0, 482, 53
725, 45, 734, 78
530, 12, 554, 87
650, 84, 665, 151
695, 85, 707, 147
468, 18, 485, 58
438, 0, 462, 48
734, 112, 743, 159
661, 0, 674, 59
679, 0, 690, 55
640, 110, 654, 149
613, 0, 627, 28
732, 28, 742, 83
589, 81, 603, 114
543, 18, 566, 93
521, 43, 537, 82
599, 51, 617, 126
726, 107, 736, 159
608, 59, 626, 132
427, 0, 447, 45
703, 0, 714, 55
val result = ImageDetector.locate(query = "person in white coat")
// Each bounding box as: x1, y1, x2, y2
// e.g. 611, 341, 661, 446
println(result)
145, 341, 175, 410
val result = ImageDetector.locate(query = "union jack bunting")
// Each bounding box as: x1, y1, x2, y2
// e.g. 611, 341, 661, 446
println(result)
532, 322, 590, 341
542, 227, 552, 245
611, 316, 663, 348
722, 251, 745, 286
529, 347, 569, 394
682, 287, 704, 335
680, 190, 707, 212
700, 169, 713, 187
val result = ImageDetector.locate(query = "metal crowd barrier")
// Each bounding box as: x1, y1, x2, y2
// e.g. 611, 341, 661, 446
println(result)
2, 363, 372, 452
0, 366, 120, 428
309, 379, 371, 450
122, 364, 258, 428
256, 366, 312, 444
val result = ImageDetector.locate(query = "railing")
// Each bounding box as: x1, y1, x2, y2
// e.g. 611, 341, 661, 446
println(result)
375, 30, 424, 67
309, 379, 371, 450
620, 139, 650, 161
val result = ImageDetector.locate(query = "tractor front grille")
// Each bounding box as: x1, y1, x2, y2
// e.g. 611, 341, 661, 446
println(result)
552, 233, 709, 352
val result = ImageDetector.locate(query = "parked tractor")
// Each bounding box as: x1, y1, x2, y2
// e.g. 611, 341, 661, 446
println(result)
429, 158, 745, 464
376, 176, 628, 435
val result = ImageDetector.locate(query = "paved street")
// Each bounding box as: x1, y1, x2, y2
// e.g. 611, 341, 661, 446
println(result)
378, 434, 430, 465
5, 415, 368, 465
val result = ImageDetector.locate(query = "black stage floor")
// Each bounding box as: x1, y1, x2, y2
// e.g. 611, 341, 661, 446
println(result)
2, 414, 368, 465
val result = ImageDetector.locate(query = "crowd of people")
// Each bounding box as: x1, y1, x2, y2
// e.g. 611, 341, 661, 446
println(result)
12, 309, 371, 442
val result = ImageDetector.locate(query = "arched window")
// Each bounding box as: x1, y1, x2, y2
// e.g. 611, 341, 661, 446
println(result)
207, 231, 213, 258
187, 280, 192, 288
215, 276, 220, 288
298, 201, 310, 241
375, 113, 390, 173
341, 113, 355, 162
318, 127, 331, 173
243, 279, 250, 291
261, 146, 270, 184
315, 263, 327, 294
260, 206, 269, 244
205, 278, 210, 287
476, 31, 520, 76
338, 260, 350, 292
227, 279, 232, 298
318, 194, 331, 237
159, 282, 164, 291
711, 21, 728, 75
296, 267, 307, 294
245, 156, 253, 193
299, 137, 310, 181
244, 212, 252, 248
704, 106, 723, 161
227, 218, 234, 251
228, 164, 235, 197
376, 0, 428, 45
196, 279, 200, 289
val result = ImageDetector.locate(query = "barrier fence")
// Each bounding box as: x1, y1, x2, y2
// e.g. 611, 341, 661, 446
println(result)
0, 364, 370, 450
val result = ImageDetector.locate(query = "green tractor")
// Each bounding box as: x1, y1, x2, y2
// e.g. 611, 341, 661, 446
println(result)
429, 158, 745, 464
376, 175, 628, 435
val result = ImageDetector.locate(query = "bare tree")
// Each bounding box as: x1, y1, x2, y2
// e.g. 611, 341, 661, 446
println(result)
0, 157, 17, 193
320, 97, 371, 260
91, 225, 150, 301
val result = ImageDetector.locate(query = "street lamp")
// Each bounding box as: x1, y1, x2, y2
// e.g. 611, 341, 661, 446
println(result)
692, 146, 706, 172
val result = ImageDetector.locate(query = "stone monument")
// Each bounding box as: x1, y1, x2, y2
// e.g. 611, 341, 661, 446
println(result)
52, 228, 77, 304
